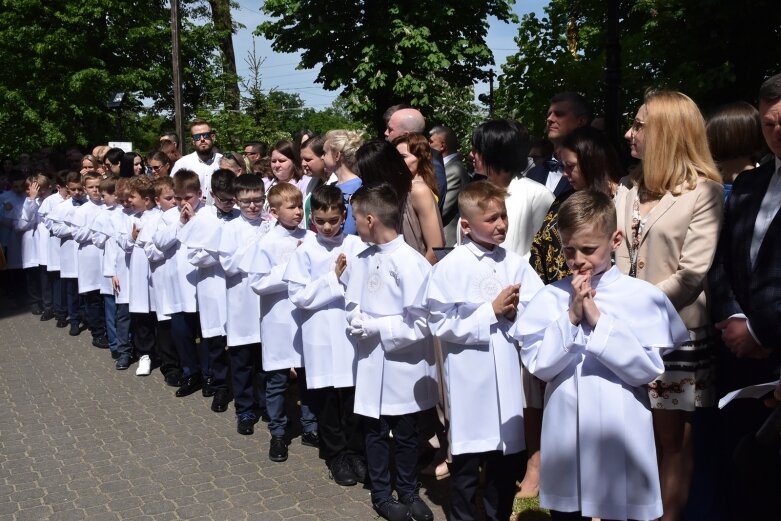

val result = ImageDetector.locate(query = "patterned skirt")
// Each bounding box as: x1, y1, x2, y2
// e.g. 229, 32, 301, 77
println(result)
647, 327, 716, 410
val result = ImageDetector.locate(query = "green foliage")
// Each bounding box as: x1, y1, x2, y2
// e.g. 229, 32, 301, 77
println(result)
0, 0, 221, 156
257, 0, 516, 132
497, 0, 781, 138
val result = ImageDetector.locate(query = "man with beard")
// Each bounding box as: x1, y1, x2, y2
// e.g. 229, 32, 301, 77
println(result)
171, 119, 223, 205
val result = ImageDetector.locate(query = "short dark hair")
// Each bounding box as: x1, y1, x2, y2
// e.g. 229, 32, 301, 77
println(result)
550, 92, 593, 123
243, 141, 267, 157
232, 171, 264, 194
350, 182, 400, 229
706, 101, 765, 162
160, 132, 179, 145
190, 118, 211, 129
99, 176, 118, 194
65, 171, 82, 185
310, 184, 346, 214
560, 127, 624, 195
104, 147, 125, 166
211, 169, 235, 195
558, 190, 617, 237
759, 73, 781, 104
429, 125, 459, 152
173, 169, 200, 193
471, 119, 530, 174
355, 140, 412, 203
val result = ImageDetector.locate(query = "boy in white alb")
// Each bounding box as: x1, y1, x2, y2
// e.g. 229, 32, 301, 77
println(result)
241, 182, 317, 463
16, 175, 52, 316
126, 176, 164, 376
153, 170, 206, 398
514, 191, 689, 521
283, 185, 367, 485
344, 183, 438, 521
180, 169, 238, 413
216, 174, 270, 435
69, 172, 109, 348
425, 181, 544, 521
46, 171, 86, 336
39, 172, 67, 324
91, 177, 134, 369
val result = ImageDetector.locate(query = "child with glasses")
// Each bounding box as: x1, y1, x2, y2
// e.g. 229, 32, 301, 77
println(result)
215, 174, 270, 435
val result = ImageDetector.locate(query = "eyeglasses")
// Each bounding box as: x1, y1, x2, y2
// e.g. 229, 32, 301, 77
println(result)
192, 132, 213, 142
242, 150, 259, 156
150, 164, 167, 171
630, 119, 645, 133
213, 193, 235, 205
236, 198, 264, 207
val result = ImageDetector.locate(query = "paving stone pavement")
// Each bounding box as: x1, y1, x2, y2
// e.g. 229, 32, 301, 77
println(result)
0, 306, 449, 521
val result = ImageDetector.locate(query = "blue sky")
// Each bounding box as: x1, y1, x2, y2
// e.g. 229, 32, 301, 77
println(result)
229, 1, 549, 108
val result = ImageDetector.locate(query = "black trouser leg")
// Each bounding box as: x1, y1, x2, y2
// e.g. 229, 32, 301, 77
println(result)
130, 312, 157, 358
156, 318, 179, 378
204, 336, 229, 391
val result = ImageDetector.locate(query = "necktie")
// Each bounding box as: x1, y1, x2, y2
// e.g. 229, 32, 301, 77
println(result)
544, 158, 563, 173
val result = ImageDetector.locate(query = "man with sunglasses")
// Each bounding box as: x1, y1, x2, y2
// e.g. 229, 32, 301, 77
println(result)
170, 119, 223, 205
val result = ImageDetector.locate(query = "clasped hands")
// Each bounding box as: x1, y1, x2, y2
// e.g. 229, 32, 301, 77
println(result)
569, 272, 600, 327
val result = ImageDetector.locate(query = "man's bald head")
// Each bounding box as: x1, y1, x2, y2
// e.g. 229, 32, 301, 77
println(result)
384, 108, 426, 141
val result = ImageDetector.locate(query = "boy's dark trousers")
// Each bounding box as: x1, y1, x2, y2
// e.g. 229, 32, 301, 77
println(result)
170, 312, 201, 379
204, 335, 230, 392
24, 266, 43, 312
63, 277, 80, 327
48, 271, 65, 319
156, 318, 179, 380
130, 312, 157, 358
309, 386, 363, 464
449, 450, 525, 521
81, 289, 105, 338
265, 366, 317, 438
229, 342, 261, 416
114, 303, 132, 357
364, 412, 419, 503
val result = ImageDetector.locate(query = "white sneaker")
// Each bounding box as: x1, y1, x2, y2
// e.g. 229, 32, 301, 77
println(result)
135, 355, 151, 376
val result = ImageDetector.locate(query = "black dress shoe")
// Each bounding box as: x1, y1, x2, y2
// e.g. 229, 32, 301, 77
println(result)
328, 455, 357, 486
69, 324, 81, 336
301, 431, 319, 448
55, 317, 68, 328
211, 389, 232, 413
202, 376, 216, 397
237, 413, 258, 435
269, 436, 288, 462
92, 336, 109, 349
347, 454, 368, 484
373, 498, 411, 521
40, 310, 54, 321
175, 375, 203, 397
164, 373, 184, 387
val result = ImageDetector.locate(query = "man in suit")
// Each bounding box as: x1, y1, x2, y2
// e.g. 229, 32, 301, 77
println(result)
429, 126, 469, 246
526, 92, 591, 198
708, 72, 781, 520
384, 106, 448, 205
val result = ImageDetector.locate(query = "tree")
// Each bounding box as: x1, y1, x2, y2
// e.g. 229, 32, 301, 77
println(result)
496, 0, 781, 140
256, 0, 516, 134
0, 0, 226, 156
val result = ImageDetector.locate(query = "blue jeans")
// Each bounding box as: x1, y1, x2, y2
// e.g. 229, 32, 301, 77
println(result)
104, 295, 117, 353
265, 367, 317, 437
114, 303, 132, 357
49, 272, 65, 319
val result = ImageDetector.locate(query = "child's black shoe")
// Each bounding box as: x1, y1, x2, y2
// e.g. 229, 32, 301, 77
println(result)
373, 498, 411, 521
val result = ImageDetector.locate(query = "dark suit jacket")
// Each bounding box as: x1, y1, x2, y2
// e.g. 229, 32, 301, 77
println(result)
709, 159, 781, 387
526, 160, 572, 198
432, 149, 448, 211
441, 155, 469, 246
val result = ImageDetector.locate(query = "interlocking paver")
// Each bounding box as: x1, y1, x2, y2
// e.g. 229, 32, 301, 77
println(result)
0, 308, 448, 520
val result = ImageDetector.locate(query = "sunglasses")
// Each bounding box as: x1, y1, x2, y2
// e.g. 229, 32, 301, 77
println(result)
192, 132, 213, 142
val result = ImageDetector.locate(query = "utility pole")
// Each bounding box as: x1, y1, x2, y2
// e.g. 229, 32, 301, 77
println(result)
171, 0, 184, 153
478, 68, 495, 118
605, 0, 622, 148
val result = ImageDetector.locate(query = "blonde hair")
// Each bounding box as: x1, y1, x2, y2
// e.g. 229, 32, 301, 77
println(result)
632, 90, 721, 196
267, 182, 302, 209
324, 130, 365, 169
458, 180, 507, 219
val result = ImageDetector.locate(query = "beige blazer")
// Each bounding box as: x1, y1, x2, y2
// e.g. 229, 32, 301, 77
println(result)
614, 176, 723, 329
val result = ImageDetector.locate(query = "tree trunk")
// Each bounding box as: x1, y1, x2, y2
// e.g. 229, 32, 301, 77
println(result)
208, 0, 240, 112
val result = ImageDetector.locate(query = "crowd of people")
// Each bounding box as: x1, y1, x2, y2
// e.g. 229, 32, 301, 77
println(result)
1, 73, 780, 521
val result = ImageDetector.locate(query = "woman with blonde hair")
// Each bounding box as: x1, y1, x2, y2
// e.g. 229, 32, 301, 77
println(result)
616, 90, 723, 521
392, 133, 445, 265
323, 129, 364, 235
